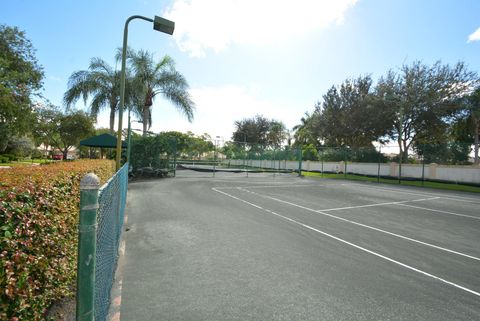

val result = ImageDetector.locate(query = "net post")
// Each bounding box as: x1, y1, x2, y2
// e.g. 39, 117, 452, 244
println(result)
77, 173, 100, 321
343, 147, 347, 178
297, 148, 302, 177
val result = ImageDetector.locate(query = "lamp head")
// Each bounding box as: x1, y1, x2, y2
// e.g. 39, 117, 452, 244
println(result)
153, 16, 175, 35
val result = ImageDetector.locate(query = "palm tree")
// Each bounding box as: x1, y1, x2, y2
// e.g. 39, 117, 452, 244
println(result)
128, 50, 195, 136
293, 112, 316, 147
64, 58, 120, 133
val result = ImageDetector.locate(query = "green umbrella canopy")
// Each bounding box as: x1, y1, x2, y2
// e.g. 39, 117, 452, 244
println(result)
80, 133, 127, 148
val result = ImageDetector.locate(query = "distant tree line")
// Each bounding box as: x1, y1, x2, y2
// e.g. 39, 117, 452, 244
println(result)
293, 61, 480, 165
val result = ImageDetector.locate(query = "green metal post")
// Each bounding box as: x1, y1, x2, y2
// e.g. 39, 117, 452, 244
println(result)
126, 108, 132, 164
344, 147, 347, 178
297, 148, 302, 177
398, 157, 402, 184
173, 137, 177, 177
377, 146, 381, 183
273, 148, 276, 177
398, 106, 404, 185
76, 173, 100, 321
421, 144, 425, 187
321, 149, 324, 177
116, 14, 173, 170
213, 139, 217, 177
243, 142, 246, 176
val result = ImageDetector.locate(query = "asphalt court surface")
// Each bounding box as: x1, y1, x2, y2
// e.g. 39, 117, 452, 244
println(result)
120, 171, 480, 320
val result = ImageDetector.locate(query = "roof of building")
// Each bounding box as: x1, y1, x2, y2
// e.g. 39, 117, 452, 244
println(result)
80, 133, 127, 148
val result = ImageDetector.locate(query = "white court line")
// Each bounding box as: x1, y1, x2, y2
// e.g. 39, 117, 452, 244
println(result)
342, 183, 480, 204
212, 187, 480, 298
237, 188, 480, 262
243, 184, 317, 189
396, 203, 480, 221
317, 197, 440, 212
212, 183, 316, 190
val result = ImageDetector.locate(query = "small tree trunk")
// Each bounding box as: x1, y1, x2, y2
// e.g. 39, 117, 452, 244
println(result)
143, 106, 148, 136
402, 140, 409, 163
109, 106, 116, 133
397, 137, 403, 163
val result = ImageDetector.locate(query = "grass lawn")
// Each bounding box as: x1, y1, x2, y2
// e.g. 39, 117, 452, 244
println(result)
0, 159, 54, 167
302, 171, 480, 193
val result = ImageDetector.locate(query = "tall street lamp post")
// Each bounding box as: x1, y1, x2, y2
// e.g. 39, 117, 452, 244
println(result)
116, 15, 175, 171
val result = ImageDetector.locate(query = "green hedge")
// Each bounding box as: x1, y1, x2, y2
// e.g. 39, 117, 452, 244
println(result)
0, 160, 115, 320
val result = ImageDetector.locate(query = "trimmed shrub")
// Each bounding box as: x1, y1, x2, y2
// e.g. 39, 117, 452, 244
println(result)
1, 154, 17, 162
0, 160, 115, 320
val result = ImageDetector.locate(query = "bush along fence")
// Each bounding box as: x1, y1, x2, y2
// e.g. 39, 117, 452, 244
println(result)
0, 160, 115, 321
76, 163, 128, 321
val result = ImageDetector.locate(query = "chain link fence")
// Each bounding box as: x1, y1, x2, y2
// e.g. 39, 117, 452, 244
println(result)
127, 133, 478, 185
301, 143, 479, 186
220, 142, 302, 174
95, 163, 128, 321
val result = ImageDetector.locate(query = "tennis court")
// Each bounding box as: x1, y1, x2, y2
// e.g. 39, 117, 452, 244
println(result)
120, 169, 480, 320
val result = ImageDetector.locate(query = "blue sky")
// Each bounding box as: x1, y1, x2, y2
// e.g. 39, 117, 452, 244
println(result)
2, 0, 480, 141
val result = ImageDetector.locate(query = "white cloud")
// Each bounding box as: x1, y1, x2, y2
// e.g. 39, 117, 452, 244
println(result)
164, 0, 358, 57
467, 27, 480, 43
152, 85, 301, 140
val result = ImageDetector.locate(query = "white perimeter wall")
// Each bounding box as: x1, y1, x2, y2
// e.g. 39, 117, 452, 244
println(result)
227, 159, 480, 184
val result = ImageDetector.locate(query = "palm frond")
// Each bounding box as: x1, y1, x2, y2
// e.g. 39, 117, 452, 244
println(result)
90, 57, 113, 75
64, 70, 93, 108
161, 85, 195, 122
90, 91, 110, 118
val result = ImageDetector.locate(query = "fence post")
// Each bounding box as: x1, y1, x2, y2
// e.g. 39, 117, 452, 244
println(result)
297, 148, 302, 177
377, 146, 381, 183
321, 149, 324, 177
77, 173, 100, 321
398, 151, 402, 184
173, 137, 177, 177
421, 144, 425, 186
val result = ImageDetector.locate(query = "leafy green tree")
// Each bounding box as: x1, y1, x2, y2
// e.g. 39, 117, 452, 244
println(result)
454, 87, 480, 164
32, 104, 59, 149
292, 112, 319, 148
375, 61, 477, 162
34, 108, 95, 159
310, 75, 391, 149
64, 57, 123, 133
0, 24, 44, 151
268, 120, 287, 147
232, 115, 287, 150
221, 141, 244, 159
127, 50, 195, 136
302, 144, 318, 161
5, 136, 35, 158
